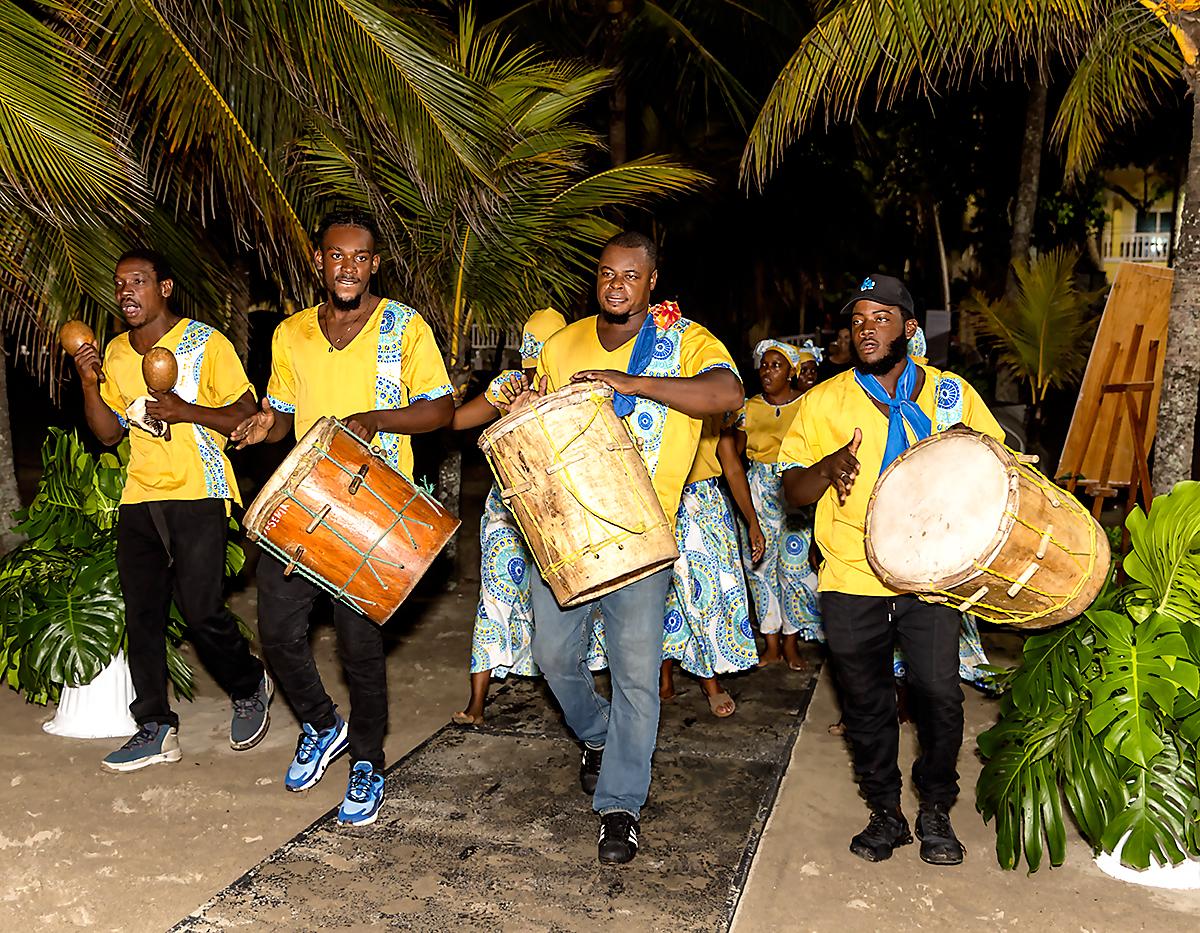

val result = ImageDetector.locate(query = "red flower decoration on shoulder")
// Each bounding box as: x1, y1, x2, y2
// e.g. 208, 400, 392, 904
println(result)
651, 300, 681, 330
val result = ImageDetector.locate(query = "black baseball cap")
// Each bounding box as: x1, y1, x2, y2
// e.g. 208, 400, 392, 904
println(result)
839, 274, 916, 320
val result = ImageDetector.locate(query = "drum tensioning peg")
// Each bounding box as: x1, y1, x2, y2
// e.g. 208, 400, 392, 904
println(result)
956, 585, 988, 612
305, 504, 332, 534
1036, 526, 1053, 560
1006, 563, 1040, 598
283, 545, 305, 576
348, 464, 370, 495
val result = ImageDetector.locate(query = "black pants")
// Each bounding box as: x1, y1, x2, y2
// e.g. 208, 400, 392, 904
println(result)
117, 499, 263, 729
256, 552, 387, 770
821, 592, 964, 810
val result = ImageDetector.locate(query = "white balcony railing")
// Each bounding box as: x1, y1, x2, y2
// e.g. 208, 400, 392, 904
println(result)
1102, 231, 1171, 262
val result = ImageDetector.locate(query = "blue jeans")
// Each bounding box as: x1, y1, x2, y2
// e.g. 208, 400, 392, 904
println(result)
530, 566, 671, 818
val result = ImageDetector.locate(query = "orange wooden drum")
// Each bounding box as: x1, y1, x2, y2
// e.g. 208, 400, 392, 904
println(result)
242, 417, 460, 624
864, 429, 1110, 629
479, 381, 679, 607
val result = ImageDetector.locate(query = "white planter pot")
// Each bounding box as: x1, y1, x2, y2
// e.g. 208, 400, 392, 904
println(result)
1094, 831, 1200, 890
42, 650, 138, 739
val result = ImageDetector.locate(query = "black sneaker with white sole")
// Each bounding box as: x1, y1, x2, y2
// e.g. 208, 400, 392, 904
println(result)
598, 811, 640, 864
230, 673, 274, 750
580, 743, 603, 795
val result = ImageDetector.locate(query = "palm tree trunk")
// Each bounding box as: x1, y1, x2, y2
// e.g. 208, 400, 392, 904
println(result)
1008, 80, 1047, 278
932, 200, 951, 311
606, 0, 629, 164
1153, 67, 1200, 494
0, 351, 24, 552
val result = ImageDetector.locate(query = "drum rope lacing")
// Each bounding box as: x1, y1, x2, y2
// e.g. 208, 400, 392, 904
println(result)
258, 428, 438, 613
921, 463, 1100, 625
486, 388, 665, 578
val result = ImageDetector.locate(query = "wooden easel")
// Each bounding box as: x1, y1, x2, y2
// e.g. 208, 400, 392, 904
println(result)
1060, 324, 1159, 555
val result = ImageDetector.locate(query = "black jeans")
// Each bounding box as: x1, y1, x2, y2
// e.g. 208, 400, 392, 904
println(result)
117, 499, 263, 729
821, 592, 964, 810
255, 552, 387, 770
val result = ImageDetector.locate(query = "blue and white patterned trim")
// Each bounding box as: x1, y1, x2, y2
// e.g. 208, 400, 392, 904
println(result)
519, 331, 543, 364
373, 300, 419, 471
934, 374, 964, 432
697, 360, 738, 377
267, 394, 296, 414
171, 320, 232, 500
411, 384, 453, 403
111, 407, 129, 429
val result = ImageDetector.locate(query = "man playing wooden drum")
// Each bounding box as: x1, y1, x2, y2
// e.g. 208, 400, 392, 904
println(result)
232, 210, 453, 826
512, 231, 743, 864
779, 274, 1004, 866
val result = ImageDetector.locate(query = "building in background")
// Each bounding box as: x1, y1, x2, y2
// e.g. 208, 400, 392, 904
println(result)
1100, 166, 1178, 282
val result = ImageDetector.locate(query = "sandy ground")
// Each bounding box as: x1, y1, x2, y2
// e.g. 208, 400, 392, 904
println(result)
732, 664, 1200, 933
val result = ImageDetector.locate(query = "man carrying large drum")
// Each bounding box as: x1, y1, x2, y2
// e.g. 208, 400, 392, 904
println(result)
778, 274, 1005, 867
232, 210, 454, 827
498, 231, 743, 864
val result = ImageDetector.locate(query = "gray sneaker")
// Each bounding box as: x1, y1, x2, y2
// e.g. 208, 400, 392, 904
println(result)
230, 673, 274, 750
102, 723, 181, 772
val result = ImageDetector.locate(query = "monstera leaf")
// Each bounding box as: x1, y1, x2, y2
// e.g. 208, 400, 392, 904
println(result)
1124, 481, 1200, 624
1010, 621, 1095, 717
1085, 609, 1199, 766
1100, 734, 1200, 870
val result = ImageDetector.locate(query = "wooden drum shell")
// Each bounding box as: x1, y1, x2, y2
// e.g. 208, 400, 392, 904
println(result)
865, 430, 1110, 629
479, 381, 679, 607
242, 418, 460, 624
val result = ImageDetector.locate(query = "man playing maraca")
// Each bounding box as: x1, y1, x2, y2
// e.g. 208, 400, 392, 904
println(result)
69, 248, 269, 772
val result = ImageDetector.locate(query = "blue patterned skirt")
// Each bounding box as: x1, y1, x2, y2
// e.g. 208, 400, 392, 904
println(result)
662, 478, 760, 677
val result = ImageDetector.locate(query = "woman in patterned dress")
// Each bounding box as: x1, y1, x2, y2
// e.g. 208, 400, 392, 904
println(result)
450, 310, 606, 726
659, 414, 764, 717
736, 340, 822, 671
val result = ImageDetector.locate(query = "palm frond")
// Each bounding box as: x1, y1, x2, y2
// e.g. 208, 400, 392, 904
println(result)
1051, 5, 1184, 179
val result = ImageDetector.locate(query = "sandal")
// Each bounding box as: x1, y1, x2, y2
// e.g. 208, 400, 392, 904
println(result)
707, 692, 736, 718
452, 711, 484, 726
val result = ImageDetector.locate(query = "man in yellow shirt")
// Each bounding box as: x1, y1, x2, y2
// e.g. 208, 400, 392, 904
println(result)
71, 249, 267, 773
517, 231, 743, 864
232, 210, 453, 827
779, 274, 1004, 867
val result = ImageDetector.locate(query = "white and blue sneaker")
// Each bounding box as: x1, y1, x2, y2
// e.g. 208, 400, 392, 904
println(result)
285, 715, 349, 792
337, 761, 385, 826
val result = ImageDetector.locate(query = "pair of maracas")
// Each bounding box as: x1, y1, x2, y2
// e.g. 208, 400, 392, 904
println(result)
59, 321, 179, 438
59, 320, 178, 392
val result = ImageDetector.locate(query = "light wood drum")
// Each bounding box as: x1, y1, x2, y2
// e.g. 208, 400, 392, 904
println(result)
243, 417, 460, 624
479, 381, 679, 607
865, 429, 1110, 629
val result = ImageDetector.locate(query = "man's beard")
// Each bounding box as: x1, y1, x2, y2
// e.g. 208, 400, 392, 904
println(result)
330, 291, 364, 312
851, 332, 909, 377
600, 309, 633, 325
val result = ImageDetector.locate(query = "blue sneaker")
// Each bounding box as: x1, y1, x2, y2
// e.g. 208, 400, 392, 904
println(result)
101, 722, 181, 773
338, 761, 385, 826
285, 715, 349, 792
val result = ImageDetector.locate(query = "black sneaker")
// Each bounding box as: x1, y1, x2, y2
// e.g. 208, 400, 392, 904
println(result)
849, 806, 912, 862
916, 804, 965, 865
230, 674, 274, 750
580, 743, 603, 795
598, 811, 639, 864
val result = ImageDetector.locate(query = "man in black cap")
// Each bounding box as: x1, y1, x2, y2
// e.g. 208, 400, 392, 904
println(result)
775, 274, 1004, 866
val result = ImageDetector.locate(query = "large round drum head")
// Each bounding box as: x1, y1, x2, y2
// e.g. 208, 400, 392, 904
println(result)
867, 432, 1012, 588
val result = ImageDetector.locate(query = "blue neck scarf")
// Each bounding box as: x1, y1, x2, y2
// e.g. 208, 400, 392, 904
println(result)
853, 358, 931, 472
612, 312, 658, 417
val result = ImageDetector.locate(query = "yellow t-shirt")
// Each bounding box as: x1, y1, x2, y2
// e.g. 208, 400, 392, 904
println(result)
100, 318, 252, 506
266, 299, 452, 481
536, 315, 736, 521
739, 394, 804, 464
777, 366, 1004, 596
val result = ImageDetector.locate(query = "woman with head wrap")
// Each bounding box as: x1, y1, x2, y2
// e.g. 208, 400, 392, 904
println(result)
735, 339, 823, 669
449, 309, 605, 725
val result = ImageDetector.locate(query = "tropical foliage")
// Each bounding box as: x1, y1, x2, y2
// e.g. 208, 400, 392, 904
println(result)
962, 248, 1101, 404
0, 429, 243, 704
976, 480, 1200, 872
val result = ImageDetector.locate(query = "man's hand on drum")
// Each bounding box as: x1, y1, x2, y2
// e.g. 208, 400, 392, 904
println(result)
144, 389, 192, 425
344, 410, 382, 442
232, 398, 276, 449
571, 369, 641, 396
500, 373, 548, 413
818, 427, 862, 505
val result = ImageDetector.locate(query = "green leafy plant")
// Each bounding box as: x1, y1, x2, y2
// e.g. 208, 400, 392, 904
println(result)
0, 428, 243, 705
977, 480, 1200, 872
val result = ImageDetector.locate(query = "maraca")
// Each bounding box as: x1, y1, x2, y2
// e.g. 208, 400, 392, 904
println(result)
142, 346, 178, 392
59, 320, 104, 383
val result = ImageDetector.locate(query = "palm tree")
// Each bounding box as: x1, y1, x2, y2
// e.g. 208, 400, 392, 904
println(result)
0, 0, 708, 543
740, 0, 1197, 492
